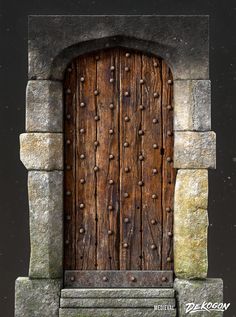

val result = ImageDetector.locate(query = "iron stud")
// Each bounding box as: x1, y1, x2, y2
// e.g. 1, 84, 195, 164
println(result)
66, 215, 71, 220
123, 243, 128, 248
80, 102, 86, 107
70, 276, 75, 281
109, 103, 114, 109
66, 165, 71, 170
167, 157, 172, 162
167, 257, 172, 262
80, 154, 85, 159
166, 207, 171, 212
152, 168, 158, 174
67, 67, 72, 72
151, 244, 157, 250
94, 90, 99, 96
110, 65, 115, 71
80, 178, 85, 184
153, 92, 159, 98
153, 62, 158, 67
125, 66, 130, 72
152, 194, 157, 199
124, 116, 130, 122
124, 192, 129, 198
124, 167, 130, 173
110, 78, 114, 83
139, 105, 145, 110
80, 77, 85, 82
151, 219, 156, 225
131, 276, 136, 282
66, 190, 71, 196
108, 205, 113, 211
108, 230, 113, 235
94, 166, 99, 172
94, 115, 100, 121
109, 129, 114, 135
125, 52, 130, 57
94, 140, 99, 147
109, 154, 114, 160
79, 228, 85, 234
152, 118, 158, 124
167, 79, 172, 84
65, 239, 69, 244
139, 155, 144, 161
167, 105, 172, 110
124, 217, 129, 223
124, 91, 130, 97
103, 276, 108, 282
66, 114, 71, 119
140, 79, 144, 84
153, 144, 158, 149
95, 55, 100, 61
79, 203, 85, 209
80, 128, 85, 134
168, 231, 173, 237
167, 130, 172, 136
138, 180, 144, 186
66, 88, 71, 94
66, 139, 71, 145
138, 130, 144, 136
124, 142, 129, 148
109, 179, 114, 185
162, 276, 167, 282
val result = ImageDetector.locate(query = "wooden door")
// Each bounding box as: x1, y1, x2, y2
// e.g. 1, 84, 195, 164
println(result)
64, 48, 176, 288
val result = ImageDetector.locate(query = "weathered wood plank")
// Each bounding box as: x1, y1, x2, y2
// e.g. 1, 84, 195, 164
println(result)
161, 62, 175, 270
141, 55, 163, 270
96, 49, 120, 270
75, 54, 97, 270
119, 50, 142, 270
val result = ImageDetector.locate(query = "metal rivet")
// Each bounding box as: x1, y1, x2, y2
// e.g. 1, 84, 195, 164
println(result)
153, 62, 158, 67
66, 114, 71, 119
66, 215, 71, 220
94, 115, 100, 121
167, 79, 172, 84
110, 78, 114, 83
167, 130, 172, 136
124, 142, 129, 148
67, 67, 72, 72
102, 276, 108, 282
125, 52, 130, 57
66, 191, 71, 196
138, 130, 144, 136
95, 55, 100, 61
66, 139, 71, 145
108, 205, 113, 211
80, 154, 85, 160
138, 180, 144, 186
124, 192, 129, 198
124, 116, 130, 122
94, 166, 99, 172
108, 230, 113, 235
66, 165, 71, 170
125, 66, 130, 72
70, 276, 75, 281
151, 244, 157, 250
124, 217, 129, 223
152, 118, 158, 124
167, 257, 172, 262
79, 228, 85, 234
94, 90, 99, 96
109, 129, 114, 134
167, 105, 172, 110
139, 155, 144, 161
167, 157, 172, 162
153, 143, 158, 149
124, 167, 130, 173
110, 65, 115, 71
109, 179, 114, 185
152, 168, 158, 174
139, 105, 145, 110
131, 276, 136, 282
80, 77, 85, 82
153, 92, 159, 98
151, 219, 156, 225
80, 128, 85, 134
66, 88, 71, 94
80, 102, 86, 107
168, 231, 173, 237
162, 276, 167, 282
123, 243, 128, 248
124, 91, 130, 97
79, 203, 85, 209
166, 207, 171, 213
94, 140, 99, 147
65, 239, 69, 244
109, 154, 114, 160
80, 178, 85, 184
152, 194, 158, 199
109, 103, 114, 109
140, 79, 144, 84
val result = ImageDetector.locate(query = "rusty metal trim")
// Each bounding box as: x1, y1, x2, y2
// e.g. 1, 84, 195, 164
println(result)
64, 270, 173, 288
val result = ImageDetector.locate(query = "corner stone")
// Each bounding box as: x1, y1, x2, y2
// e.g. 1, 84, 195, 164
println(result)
174, 169, 208, 278
15, 277, 62, 317
28, 171, 63, 278
20, 133, 63, 170
26, 80, 63, 132
174, 131, 216, 169
174, 278, 224, 317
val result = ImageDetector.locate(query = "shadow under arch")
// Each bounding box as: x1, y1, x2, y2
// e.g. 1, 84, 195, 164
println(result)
50, 35, 175, 80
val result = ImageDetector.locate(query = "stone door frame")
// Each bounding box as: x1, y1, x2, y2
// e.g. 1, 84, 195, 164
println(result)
16, 15, 222, 317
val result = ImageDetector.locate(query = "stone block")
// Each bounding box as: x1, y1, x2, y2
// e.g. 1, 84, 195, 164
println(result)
174, 278, 224, 316
15, 277, 62, 317
20, 133, 63, 170
174, 169, 208, 278
26, 80, 63, 132
174, 80, 211, 131
174, 131, 216, 168
28, 171, 63, 278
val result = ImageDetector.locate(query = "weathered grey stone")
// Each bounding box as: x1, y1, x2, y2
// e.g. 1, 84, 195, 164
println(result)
29, 15, 209, 80
174, 131, 216, 168
20, 133, 63, 170
174, 278, 224, 317
59, 308, 176, 317
174, 169, 208, 278
61, 288, 175, 298
15, 277, 62, 317
174, 80, 211, 131
26, 80, 63, 132
60, 298, 176, 308
28, 171, 63, 278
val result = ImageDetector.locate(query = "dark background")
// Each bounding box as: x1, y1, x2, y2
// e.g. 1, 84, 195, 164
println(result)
0, 0, 235, 316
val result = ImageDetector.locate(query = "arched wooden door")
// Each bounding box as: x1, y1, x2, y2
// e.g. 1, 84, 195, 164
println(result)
64, 48, 176, 287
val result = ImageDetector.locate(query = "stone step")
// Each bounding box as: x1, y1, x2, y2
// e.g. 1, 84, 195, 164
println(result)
59, 308, 177, 317
61, 288, 175, 298
60, 297, 176, 308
